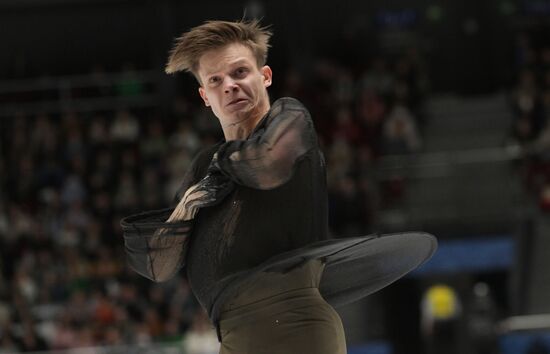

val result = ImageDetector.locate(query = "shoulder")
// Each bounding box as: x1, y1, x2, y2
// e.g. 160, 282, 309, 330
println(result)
271, 97, 310, 115
264, 97, 313, 129
191, 143, 221, 177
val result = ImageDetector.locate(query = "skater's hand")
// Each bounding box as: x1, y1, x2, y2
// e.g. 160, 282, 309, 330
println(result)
182, 160, 234, 211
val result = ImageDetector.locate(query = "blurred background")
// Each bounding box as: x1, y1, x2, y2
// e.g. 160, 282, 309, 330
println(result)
1, 0, 550, 353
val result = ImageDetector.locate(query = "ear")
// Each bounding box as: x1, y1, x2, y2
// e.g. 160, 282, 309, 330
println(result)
261, 65, 273, 88
198, 87, 210, 107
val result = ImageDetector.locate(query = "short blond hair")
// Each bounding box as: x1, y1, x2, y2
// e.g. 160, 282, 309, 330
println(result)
165, 20, 272, 80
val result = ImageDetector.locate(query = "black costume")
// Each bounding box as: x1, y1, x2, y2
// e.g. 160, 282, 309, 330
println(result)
122, 97, 437, 352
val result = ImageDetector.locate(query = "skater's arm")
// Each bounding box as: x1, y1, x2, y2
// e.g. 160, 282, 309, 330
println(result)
214, 97, 317, 190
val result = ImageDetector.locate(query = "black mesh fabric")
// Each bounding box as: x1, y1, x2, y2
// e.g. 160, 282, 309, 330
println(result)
120, 97, 438, 325
121, 208, 193, 282
183, 97, 329, 318
213, 97, 315, 189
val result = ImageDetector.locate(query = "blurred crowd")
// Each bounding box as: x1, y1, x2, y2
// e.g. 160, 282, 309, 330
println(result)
284, 47, 428, 234
0, 45, 428, 352
509, 32, 550, 212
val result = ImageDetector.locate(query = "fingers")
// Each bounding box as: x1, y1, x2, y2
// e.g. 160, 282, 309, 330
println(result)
183, 183, 201, 198
183, 189, 210, 210
180, 181, 207, 207
180, 172, 235, 211
184, 184, 229, 209
186, 196, 217, 210
186, 190, 208, 201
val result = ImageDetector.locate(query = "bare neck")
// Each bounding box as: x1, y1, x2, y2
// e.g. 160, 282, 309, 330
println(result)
221, 104, 270, 141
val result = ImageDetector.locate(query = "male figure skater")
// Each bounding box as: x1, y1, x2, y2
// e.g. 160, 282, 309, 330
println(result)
122, 20, 436, 354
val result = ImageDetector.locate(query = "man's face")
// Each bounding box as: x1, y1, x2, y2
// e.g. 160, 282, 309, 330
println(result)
197, 43, 272, 127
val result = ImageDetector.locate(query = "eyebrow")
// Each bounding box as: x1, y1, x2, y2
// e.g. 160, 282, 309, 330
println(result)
229, 59, 250, 67
204, 58, 251, 77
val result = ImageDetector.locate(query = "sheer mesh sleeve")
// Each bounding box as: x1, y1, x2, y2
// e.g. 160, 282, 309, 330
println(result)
215, 97, 315, 190
121, 152, 205, 282
121, 208, 192, 282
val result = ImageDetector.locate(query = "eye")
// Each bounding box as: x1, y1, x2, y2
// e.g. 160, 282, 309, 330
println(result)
234, 67, 248, 78
208, 76, 221, 85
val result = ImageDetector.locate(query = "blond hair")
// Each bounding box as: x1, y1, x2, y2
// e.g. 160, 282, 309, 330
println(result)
165, 20, 272, 80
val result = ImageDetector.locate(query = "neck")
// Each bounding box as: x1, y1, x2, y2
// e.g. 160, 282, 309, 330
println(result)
221, 102, 270, 141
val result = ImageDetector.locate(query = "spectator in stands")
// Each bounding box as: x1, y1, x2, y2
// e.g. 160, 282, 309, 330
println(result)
141, 119, 168, 164
329, 175, 368, 236
356, 89, 386, 156
539, 182, 550, 212
333, 105, 363, 144
510, 37, 550, 214
110, 109, 140, 143
0, 332, 18, 354
421, 284, 463, 354
326, 137, 354, 186
359, 57, 395, 98
88, 115, 109, 145
183, 310, 219, 354
382, 104, 422, 155
466, 282, 498, 354
511, 68, 545, 143
170, 120, 201, 154
18, 322, 48, 352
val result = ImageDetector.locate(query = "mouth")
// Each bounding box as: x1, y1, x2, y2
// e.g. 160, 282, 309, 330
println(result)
227, 98, 248, 106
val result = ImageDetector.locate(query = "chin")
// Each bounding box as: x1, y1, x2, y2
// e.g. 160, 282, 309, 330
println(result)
235, 104, 254, 116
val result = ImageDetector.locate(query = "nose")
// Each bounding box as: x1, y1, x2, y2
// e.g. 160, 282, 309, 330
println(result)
223, 77, 239, 94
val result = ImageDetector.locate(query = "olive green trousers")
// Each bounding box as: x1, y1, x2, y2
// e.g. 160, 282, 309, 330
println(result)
217, 260, 347, 354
